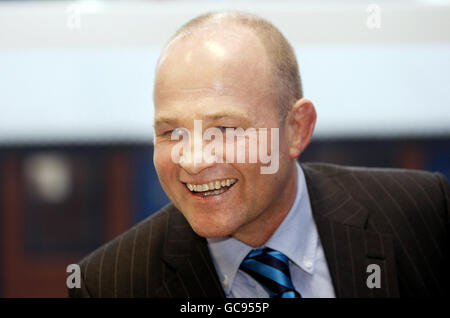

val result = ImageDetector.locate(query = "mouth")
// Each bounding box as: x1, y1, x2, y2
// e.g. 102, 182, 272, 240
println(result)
183, 178, 238, 197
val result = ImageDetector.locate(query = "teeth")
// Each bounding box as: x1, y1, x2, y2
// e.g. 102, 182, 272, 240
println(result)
202, 188, 226, 196
185, 178, 237, 193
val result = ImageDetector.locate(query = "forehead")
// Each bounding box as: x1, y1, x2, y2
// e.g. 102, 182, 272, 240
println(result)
154, 26, 276, 123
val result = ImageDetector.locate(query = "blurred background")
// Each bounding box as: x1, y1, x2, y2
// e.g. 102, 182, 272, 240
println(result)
0, 0, 449, 297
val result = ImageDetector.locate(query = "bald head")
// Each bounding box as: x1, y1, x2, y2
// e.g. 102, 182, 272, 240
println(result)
155, 11, 302, 120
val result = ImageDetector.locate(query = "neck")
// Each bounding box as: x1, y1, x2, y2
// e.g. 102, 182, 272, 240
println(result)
232, 161, 299, 247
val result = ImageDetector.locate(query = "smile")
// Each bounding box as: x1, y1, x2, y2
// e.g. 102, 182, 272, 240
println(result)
184, 179, 237, 196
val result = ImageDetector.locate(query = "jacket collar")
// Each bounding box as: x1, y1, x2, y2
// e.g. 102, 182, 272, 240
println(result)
302, 163, 399, 297
161, 205, 226, 297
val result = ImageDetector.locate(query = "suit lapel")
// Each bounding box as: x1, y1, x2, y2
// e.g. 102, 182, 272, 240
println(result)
160, 206, 225, 298
302, 163, 399, 298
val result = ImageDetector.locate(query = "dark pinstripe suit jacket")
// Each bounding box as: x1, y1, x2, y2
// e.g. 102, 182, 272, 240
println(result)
69, 163, 450, 298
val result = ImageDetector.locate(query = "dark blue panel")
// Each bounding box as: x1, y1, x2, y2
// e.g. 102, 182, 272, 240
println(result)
132, 146, 169, 224
425, 140, 450, 179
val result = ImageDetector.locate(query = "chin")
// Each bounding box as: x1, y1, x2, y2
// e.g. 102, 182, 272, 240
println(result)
189, 221, 236, 238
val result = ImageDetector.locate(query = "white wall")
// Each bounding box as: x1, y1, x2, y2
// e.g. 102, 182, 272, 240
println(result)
1, 0, 449, 143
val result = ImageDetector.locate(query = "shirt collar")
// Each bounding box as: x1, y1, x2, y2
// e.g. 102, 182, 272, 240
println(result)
265, 162, 318, 275
206, 236, 252, 294
207, 162, 318, 294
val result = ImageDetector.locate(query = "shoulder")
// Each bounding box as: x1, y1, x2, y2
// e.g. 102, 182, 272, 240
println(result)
302, 161, 449, 229
302, 162, 448, 197
302, 162, 449, 296
70, 204, 179, 298
303, 161, 444, 180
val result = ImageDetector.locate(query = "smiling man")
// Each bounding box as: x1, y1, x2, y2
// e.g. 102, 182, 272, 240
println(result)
69, 11, 449, 298
152, 15, 310, 247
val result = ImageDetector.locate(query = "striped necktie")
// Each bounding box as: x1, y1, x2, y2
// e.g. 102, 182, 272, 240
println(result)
240, 247, 302, 298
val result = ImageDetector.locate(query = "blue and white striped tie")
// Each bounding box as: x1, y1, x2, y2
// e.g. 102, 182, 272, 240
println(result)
240, 247, 302, 298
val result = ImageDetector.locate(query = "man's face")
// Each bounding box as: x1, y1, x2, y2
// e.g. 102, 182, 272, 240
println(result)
153, 29, 296, 239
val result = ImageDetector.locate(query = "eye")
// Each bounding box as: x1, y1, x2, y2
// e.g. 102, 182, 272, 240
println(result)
173, 127, 187, 135
166, 127, 189, 139
157, 129, 174, 137
158, 129, 176, 137
218, 126, 235, 132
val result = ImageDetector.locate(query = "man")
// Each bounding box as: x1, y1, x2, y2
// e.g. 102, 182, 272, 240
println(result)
69, 11, 449, 298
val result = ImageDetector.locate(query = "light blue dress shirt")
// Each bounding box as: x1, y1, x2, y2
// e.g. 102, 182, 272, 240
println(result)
207, 162, 336, 298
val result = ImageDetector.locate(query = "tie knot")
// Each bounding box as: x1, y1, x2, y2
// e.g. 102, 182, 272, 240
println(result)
240, 247, 301, 298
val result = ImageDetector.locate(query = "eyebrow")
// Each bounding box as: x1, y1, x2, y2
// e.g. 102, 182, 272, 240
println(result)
204, 110, 247, 121
153, 116, 177, 126
154, 110, 248, 126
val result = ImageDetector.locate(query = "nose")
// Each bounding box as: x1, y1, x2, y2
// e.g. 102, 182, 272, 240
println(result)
178, 134, 218, 175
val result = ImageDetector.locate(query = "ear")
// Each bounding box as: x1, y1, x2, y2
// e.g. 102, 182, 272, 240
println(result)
287, 98, 317, 159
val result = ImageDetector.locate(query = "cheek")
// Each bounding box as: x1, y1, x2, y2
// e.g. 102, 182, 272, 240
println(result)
239, 164, 282, 198
154, 145, 174, 183
153, 147, 164, 172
